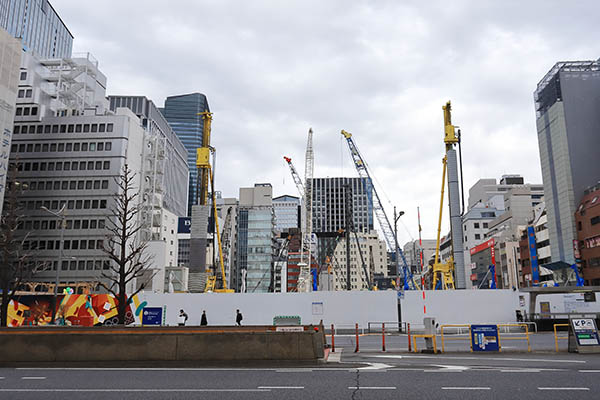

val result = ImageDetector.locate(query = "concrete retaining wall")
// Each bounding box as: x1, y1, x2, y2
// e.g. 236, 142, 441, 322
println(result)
0, 326, 325, 363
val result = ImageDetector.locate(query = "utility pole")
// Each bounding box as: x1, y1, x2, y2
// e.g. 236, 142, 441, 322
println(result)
393, 207, 404, 288
345, 184, 352, 291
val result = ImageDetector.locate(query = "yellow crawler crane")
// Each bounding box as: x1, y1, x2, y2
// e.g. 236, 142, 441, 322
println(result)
431, 101, 459, 290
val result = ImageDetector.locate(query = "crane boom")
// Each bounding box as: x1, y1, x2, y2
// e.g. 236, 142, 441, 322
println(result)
340, 130, 417, 290
283, 156, 305, 195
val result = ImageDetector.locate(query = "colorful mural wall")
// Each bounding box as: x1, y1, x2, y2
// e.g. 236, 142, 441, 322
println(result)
7, 293, 144, 327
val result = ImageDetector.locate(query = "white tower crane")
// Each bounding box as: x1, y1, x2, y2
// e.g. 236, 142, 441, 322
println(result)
282, 128, 314, 292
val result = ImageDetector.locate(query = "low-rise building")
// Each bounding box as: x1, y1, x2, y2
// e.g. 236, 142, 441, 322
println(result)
575, 184, 600, 285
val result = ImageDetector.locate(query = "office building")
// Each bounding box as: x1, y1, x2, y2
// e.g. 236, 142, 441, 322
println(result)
108, 96, 188, 219
0, 27, 21, 215
160, 93, 210, 216
575, 184, 600, 285
519, 201, 551, 287
235, 183, 276, 292
273, 194, 300, 231
327, 230, 387, 290
534, 60, 600, 265
312, 177, 374, 234
462, 175, 543, 288
402, 239, 436, 275
9, 52, 186, 293
0, 0, 73, 59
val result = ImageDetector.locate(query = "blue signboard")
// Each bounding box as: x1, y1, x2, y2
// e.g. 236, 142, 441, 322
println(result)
471, 324, 499, 352
142, 307, 163, 326
527, 226, 540, 285
178, 217, 191, 234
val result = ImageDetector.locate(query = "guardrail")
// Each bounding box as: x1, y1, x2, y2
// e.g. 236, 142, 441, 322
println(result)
497, 323, 531, 352
530, 312, 600, 320
497, 321, 537, 333
553, 323, 569, 352
367, 321, 407, 334
411, 334, 438, 353
440, 324, 471, 353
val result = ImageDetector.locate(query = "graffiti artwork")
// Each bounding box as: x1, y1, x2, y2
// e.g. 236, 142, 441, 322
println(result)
6, 293, 144, 327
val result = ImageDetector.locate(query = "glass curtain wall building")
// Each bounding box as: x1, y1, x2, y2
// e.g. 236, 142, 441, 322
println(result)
0, 0, 73, 59
160, 93, 210, 216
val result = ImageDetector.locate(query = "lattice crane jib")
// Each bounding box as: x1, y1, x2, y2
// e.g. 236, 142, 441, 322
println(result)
340, 130, 417, 290
283, 157, 305, 195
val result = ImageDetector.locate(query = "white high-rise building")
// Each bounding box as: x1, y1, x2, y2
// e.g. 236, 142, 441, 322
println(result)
9, 52, 188, 293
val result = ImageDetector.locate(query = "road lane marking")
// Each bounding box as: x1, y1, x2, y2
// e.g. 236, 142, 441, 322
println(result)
0, 389, 270, 392
501, 369, 541, 373
21, 377, 46, 380
538, 387, 589, 391
348, 387, 396, 390
258, 386, 304, 389
442, 387, 491, 390
579, 370, 600, 373
357, 362, 392, 370
275, 369, 313, 373
373, 355, 586, 363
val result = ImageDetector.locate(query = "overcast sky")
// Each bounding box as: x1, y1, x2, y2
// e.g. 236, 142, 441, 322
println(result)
53, 0, 598, 246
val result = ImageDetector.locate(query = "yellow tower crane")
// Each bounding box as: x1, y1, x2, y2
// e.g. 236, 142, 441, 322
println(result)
431, 101, 460, 290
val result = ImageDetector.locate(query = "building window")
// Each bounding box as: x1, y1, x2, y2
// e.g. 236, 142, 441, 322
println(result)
591, 216, 600, 226
483, 222, 488, 229
475, 234, 481, 240
474, 223, 480, 229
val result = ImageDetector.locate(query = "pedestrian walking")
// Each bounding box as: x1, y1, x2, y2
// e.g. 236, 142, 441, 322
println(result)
178, 309, 188, 326
236, 309, 243, 326
200, 310, 208, 326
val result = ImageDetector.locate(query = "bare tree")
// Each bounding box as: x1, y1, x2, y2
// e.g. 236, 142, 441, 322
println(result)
101, 165, 153, 325
0, 167, 34, 327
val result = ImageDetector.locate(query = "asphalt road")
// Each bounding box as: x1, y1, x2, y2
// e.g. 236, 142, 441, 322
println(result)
1, 350, 599, 400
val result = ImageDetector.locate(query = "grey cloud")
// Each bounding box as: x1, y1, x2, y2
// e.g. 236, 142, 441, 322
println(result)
52, 0, 599, 245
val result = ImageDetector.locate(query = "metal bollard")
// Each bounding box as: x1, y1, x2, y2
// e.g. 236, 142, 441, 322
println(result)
408, 322, 411, 352
331, 324, 335, 353
382, 323, 386, 352
355, 323, 359, 353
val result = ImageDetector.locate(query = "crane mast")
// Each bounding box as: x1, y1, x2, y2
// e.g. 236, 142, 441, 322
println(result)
297, 128, 314, 292
432, 101, 466, 289
340, 130, 418, 290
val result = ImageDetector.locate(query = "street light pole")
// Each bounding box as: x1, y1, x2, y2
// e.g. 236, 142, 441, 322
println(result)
41, 205, 66, 324
393, 207, 404, 288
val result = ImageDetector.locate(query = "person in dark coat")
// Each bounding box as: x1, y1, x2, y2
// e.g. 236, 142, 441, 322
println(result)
236, 309, 243, 326
178, 309, 188, 326
200, 310, 208, 326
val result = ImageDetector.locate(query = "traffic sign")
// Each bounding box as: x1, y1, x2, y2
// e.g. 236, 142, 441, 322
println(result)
471, 324, 499, 352
569, 318, 600, 353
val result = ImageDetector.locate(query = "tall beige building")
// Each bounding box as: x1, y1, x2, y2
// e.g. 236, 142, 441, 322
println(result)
327, 230, 387, 290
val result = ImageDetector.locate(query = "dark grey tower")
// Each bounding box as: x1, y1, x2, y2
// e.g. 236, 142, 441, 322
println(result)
534, 60, 600, 264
